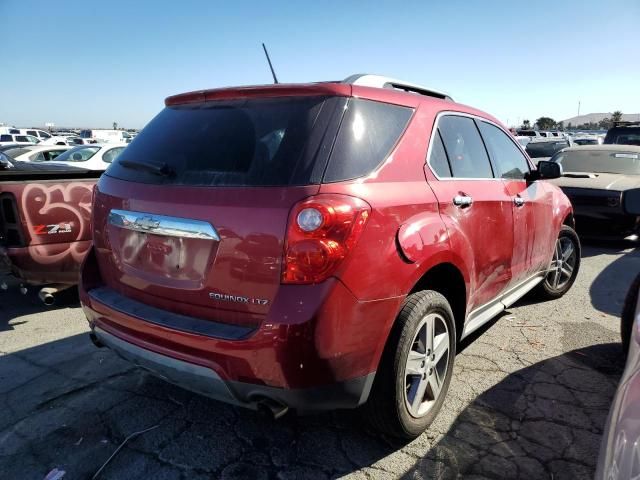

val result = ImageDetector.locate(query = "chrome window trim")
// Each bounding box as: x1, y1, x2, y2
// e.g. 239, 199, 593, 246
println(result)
108, 209, 220, 241
425, 110, 534, 182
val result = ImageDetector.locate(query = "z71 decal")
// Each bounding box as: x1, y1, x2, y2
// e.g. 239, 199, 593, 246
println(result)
33, 223, 73, 235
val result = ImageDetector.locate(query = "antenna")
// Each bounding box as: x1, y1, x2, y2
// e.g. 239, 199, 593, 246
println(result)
262, 43, 279, 84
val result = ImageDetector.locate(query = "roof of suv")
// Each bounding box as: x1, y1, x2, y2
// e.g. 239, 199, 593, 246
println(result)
164, 74, 503, 129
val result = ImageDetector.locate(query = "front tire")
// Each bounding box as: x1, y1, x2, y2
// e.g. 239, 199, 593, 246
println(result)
538, 225, 581, 299
364, 290, 456, 439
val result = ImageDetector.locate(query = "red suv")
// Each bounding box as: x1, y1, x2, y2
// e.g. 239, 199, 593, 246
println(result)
80, 74, 580, 438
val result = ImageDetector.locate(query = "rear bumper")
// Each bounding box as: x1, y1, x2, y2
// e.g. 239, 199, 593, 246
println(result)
92, 325, 375, 411
80, 248, 403, 411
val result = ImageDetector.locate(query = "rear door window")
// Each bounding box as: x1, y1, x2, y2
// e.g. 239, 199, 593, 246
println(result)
427, 130, 452, 178
322, 99, 413, 182
477, 121, 530, 179
0, 135, 12, 142
438, 115, 494, 178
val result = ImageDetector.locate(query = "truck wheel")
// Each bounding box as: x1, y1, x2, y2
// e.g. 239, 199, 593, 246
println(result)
538, 225, 581, 299
364, 290, 456, 439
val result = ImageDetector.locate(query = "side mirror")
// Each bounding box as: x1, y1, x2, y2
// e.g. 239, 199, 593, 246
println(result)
623, 189, 640, 215
526, 160, 562, 181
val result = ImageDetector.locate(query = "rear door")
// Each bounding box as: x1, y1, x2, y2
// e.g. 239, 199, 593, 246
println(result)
476, 121, 555, 282
426, 114, 514, 311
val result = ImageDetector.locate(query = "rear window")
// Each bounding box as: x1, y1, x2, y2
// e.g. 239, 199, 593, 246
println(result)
54, 146, 100, 162
4, 148, 30, 158
525, 140, 570, 158
106, 96, 412, 186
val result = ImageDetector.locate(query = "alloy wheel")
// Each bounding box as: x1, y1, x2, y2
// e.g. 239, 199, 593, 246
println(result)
403, 313, 450, 418
545, 236, 577, 290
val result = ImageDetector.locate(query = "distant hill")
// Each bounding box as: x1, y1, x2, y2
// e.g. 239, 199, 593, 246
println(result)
562, 112, 640, 125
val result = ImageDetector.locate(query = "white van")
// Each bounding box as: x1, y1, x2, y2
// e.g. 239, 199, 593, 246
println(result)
80, 129, 131, 144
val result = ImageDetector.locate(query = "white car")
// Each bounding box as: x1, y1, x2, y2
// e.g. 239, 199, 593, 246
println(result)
3, 145, 71, 162
0, 133, 40, 145
47, 143, 127, 170
515, 135, 532, 148
40, 135, 85, 146
19, 128, 54, 141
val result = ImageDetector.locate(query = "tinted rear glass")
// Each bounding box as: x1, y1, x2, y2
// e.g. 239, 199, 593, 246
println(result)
107, 96, 335, 186
4, 148, 30, 158
54, 146, 100, 162
525, 140, 570, 158
322, 99, 412, 182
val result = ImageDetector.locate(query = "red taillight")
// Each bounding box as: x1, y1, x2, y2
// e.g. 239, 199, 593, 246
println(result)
282, 194, 370, 284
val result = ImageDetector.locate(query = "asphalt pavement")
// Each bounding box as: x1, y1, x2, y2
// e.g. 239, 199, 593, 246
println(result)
0, 242, 638, 479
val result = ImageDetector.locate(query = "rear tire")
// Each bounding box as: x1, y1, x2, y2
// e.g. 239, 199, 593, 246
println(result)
538, 225, 580, 299
363, 290, 456, 439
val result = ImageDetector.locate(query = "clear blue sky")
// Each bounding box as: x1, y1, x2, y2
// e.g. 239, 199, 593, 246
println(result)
1, 0, 638, 129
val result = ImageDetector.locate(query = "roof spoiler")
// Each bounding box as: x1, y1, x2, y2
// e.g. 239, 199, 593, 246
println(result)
343, 74, 453, 101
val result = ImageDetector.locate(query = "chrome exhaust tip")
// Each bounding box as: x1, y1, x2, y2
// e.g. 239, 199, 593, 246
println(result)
256, 398, 289, 420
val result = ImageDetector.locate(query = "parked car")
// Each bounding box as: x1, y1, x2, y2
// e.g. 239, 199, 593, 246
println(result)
3, 145, 71, 162
80, 74, 578, 439
515, 135, 532, 148
573, 135, 602, 146
0, 134, 40, 145
525, 137, 572, 162
595, 260, 640, 479
19, 128, 53, 141
47, 144, 126, 170
549, 145, 640, 239
0, 157, 101, 302
40, 135, 84, 146
516, 129, 541, 137
79, 129, 132, 144
0, 127, 22, 136
604, 121, 640, 146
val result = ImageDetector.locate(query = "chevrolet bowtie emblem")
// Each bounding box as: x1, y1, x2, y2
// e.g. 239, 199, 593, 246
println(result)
133, 216, 160, 230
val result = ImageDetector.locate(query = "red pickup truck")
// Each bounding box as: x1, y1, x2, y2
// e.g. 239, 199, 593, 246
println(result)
0, 154, 101, 303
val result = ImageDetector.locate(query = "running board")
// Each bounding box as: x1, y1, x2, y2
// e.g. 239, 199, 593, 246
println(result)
460, 274, 544, 340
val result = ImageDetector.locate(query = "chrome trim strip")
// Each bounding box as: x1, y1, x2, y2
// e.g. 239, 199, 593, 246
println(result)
424, 110, 534, 182
460, 272, 545, 340
108, 209, 220, 241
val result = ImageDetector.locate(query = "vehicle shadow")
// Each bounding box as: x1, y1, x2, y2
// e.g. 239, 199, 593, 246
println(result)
400, 342, 624, 479
0, 274, 78, 330
586, 244, 640, 316
0, 331, 624, 479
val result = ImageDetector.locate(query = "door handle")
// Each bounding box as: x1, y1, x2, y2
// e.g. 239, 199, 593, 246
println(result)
453, 195, 473, 208
514, 196, 525, 207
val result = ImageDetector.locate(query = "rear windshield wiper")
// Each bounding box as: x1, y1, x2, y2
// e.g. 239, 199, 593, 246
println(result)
119, 159, 175, 177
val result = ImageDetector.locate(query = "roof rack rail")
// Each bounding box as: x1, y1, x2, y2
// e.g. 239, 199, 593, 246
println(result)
343, 74, 453, 101
613, 120, 640, 127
